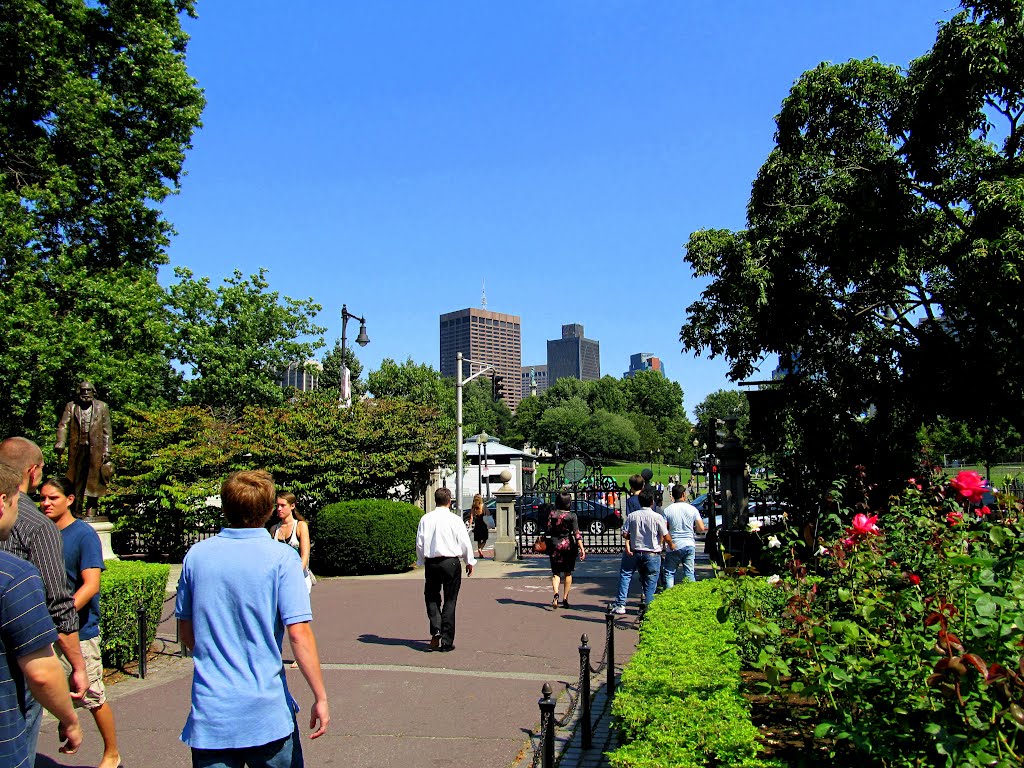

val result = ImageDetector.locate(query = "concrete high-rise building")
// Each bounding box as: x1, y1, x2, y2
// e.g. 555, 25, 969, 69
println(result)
521, 365, 549, 397
624, 352, 664, 378
277, 360, 322, 392
439, 307, 522, 409
546, 323, 600, 384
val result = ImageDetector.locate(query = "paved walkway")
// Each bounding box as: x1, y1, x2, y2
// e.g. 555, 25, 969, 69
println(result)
36, 554, 712, 768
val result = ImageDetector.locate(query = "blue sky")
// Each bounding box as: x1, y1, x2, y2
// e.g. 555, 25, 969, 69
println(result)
163, 0, 956, 417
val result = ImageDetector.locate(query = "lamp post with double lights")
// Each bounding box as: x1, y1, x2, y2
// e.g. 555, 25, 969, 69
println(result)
339, 304, 369, 406
477, 432, 490, 498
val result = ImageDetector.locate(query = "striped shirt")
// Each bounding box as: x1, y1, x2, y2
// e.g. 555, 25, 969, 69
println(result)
0, 551, 60, 767
0, 495, 78, 634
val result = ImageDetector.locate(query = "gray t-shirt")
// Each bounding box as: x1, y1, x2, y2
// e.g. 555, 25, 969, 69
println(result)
662, 502, 702, 547
625, 508, 669, 553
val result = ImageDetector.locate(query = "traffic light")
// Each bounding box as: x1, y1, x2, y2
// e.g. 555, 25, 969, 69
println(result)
492, 373, 505, 400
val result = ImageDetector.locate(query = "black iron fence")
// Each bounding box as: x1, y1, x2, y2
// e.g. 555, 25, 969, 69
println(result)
512, 486, 630, 556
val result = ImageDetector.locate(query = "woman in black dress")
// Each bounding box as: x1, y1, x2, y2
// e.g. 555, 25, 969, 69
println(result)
470, 494, 489, 558
548, 492, 586, 608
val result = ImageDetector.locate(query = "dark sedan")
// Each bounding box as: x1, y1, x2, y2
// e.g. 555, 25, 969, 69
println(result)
570, 499, 623, 534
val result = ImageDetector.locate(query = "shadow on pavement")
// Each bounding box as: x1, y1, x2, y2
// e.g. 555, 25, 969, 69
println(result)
357, 633, 432, 652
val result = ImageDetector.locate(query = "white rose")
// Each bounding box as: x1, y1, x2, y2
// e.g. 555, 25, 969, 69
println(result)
747, 520, 762, 533
767, 574, 781, 585
767, 535, 781, 548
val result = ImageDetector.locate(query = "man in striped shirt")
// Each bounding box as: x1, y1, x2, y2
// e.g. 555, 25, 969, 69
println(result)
0, 461, 82, 766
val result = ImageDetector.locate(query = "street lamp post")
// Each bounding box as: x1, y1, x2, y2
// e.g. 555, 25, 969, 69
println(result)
476, 432, 489, 496
339, 304, 369, 407
692, 438, 700, 494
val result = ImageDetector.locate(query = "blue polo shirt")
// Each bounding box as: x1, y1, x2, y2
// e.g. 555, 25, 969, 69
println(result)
176, 527, 312, 749
0, 551, 59, 768
59, 520, 105, 641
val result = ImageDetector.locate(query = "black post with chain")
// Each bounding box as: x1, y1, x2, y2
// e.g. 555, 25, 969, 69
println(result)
605, 608, 616, 697
579, 634, 592, 749
136, 604, 148, 679
539, 683, 556, 768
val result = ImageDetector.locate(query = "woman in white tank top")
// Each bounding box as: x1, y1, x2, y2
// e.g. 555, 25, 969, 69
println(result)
270, 492, 313, 593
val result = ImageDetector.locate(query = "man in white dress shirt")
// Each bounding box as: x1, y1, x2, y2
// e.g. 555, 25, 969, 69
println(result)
416, 487, 475, 652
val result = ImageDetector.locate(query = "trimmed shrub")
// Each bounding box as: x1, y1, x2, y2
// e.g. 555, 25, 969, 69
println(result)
312, 499, 423, 576
100, 560, 170, 667
724, 576, 793, 668
609, 581, 782, 768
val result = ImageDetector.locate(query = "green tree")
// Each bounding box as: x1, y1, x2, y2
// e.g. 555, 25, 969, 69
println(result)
509, 394, 544, 449
366, 358, 452, 416
680, 1, 1024, 490
0, 0, 205, 438
581, 409, 640, 459
168, 268, 325, 412
534, 398, 590, 456
693, 389, 750, 441
461, 378, 512, 439
621, 370, 685, 432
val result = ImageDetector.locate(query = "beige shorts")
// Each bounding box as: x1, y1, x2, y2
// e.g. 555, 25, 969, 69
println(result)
56, 635, 106, 709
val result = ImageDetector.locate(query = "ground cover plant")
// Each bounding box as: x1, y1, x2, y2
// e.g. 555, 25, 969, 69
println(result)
718, 469, 1024, 767
609, 580, 782, 768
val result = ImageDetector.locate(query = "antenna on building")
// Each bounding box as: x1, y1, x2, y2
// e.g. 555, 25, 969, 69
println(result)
481, 279, 487, 308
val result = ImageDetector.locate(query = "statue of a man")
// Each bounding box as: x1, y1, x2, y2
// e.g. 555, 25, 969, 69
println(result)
55, 381, 113, 517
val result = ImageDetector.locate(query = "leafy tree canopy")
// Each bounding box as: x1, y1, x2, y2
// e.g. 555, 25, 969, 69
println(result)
0, 0, 205, 439
320, 339, 365, 399
679, 1, 1024, 487
168, 267, 324, 412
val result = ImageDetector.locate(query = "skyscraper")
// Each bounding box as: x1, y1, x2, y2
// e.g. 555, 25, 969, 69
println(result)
546, 323, 600, 384
439, 307, 523, 408
624, 352, 665, 378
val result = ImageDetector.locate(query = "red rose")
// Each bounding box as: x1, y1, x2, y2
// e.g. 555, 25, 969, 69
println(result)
950, 471, 987, 504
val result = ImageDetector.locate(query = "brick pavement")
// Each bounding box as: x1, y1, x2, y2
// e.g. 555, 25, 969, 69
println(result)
35, 553, 712, 768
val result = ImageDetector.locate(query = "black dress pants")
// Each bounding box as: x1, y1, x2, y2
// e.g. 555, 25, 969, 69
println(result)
424, 556, 462, 646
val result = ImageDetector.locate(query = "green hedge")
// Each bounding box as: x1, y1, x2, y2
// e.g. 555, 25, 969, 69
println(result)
312, 499, 423, 576
100, 560, 170, 668
608, 581, 782, 768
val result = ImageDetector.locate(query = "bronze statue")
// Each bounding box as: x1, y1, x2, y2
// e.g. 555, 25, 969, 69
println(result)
55, 381, 112, 517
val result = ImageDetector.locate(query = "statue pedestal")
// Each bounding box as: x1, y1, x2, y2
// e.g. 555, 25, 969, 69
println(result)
86, 517, 118, 562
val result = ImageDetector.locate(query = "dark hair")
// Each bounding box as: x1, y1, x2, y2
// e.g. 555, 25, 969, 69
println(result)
628, 474, 645, 492
434, 487, 453, 507
0, 463, 19, 500
554, 492, 572, 512
277, 492, 305, 522
638, 491, 655, 508
672, 484, 685, 501
40, 476, 76, 498
222, 470, 276, 528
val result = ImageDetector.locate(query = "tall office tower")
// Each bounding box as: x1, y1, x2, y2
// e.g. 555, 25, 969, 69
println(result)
277, 360, 322, 392
623, 352, 665, 378
520, 365, 549, 397
439, 307, 523, 409
546, 323, 601, 384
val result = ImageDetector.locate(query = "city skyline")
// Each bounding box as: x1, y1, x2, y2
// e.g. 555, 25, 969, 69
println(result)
160, 1, 956, 419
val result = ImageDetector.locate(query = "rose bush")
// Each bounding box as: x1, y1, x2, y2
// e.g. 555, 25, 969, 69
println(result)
716, 469, 1024, 767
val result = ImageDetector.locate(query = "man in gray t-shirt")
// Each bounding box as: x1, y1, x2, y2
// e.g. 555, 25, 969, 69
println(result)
623, 492, 673, 611
660, 484, 706, 587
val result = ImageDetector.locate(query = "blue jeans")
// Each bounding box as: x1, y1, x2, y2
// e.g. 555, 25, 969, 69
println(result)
635, 552, 662, 606
191, 723, 303, 768
661, 546, 696, 588
614, 551, 638, 607
23, 687, 42, 767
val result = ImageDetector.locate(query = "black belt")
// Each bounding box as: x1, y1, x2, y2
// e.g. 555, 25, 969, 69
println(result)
424, 556, 458, 563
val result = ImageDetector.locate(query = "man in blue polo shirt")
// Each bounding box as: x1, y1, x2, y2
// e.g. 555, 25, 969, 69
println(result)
0, 462, 82, 766
176, 469, 329, 767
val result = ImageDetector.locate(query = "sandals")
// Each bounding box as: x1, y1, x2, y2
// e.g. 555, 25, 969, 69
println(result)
551, 594, 559, 609
561, 597, 571, 608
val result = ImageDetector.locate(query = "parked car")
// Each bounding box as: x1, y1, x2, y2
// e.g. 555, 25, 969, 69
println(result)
570, 499, 623, 534
514, 497, 550, 535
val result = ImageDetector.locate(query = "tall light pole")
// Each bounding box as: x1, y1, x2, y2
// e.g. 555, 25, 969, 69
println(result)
339, 304, 369, 407
477, 431, 490, 498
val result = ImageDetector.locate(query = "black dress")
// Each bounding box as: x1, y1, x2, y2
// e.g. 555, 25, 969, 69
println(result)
472, 514, 489, 547
547, 509, 582, 574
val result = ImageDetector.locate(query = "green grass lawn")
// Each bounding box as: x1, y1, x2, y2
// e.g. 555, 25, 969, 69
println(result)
535, 459, 692, 486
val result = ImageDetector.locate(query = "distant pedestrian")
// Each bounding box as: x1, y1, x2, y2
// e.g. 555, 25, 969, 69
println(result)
271, 492, 313, 593
416, 488, 475, 652
469, 494, 488, 559
625, 491, 674, 611
39, 476, 122, 768
546, 492, 585, 608
176, 470, 329, 765
660, 484, 705, 587
611, 474, 645, 615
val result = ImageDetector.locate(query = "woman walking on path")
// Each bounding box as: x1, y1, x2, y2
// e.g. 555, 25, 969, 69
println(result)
547, 492, 585, 608
271, 493, 313, 592
469, 494, 489, 559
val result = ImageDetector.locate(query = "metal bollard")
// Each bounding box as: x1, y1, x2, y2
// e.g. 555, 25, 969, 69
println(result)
605, 608, 616, 697
539, 682, 556, 768
579, 634, 592, 750
136, 605, 148, 679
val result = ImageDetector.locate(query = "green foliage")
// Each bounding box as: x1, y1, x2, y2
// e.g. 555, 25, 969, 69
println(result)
0, 0, 205, 439
723, 576, 792, 669
320, 339, 365, 399
609, 581, 782, 768
168, 268, 325, 411
680, 1, 1024, 492
100, 560, 170, 668
312, 499, 423, 576
716, 470, 1024, 767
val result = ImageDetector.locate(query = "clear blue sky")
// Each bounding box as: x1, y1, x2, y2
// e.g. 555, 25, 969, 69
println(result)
163, 0, 955, 417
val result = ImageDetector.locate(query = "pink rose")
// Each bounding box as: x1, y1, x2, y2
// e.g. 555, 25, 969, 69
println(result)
976, 505, 991, 517
909, 574, 921, 586
946, 510, 963, 526
851, 513, 880, 535
950, 471, 987, 504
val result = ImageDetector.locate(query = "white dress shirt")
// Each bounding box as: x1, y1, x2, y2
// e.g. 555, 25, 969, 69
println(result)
416, 506, 477, 566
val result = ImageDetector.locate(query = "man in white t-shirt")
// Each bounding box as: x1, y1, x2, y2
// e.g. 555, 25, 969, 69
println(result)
623, 492, 673, 612
660, 484, 706, 587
